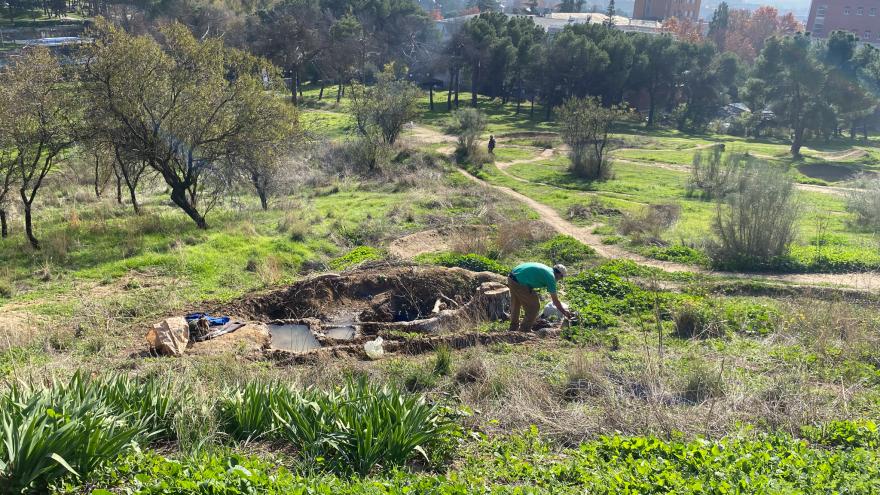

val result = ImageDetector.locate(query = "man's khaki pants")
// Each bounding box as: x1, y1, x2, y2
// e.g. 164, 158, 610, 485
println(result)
507, 276, 540, 332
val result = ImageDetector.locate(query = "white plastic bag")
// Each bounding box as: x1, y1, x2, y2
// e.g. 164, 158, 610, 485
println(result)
364, 336, 385, 360
542, 302, 570, 322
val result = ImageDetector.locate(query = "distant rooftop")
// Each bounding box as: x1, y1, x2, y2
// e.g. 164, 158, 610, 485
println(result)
13, 37, 87, 47
437, 13, 663, 37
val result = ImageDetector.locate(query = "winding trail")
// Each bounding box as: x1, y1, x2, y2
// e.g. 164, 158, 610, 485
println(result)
403, 125, 880, 290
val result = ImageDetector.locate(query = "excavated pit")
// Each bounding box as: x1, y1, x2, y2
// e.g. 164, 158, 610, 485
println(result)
213, 265, 516, 360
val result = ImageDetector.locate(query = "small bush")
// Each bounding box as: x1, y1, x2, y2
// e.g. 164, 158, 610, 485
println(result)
541, 234, 596, 264
713, 162, 799, 267
329, 246, 384, 271
429, 252, 509, 275
618, 203, 681, 245
845, 178, 880, 230
403, 366, 437, 392
446, 108, 487, 161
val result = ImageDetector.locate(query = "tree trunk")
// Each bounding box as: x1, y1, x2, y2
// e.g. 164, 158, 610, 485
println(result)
471, 62, 479, 107
115, 174, 123, 205
127, 181, 140, 214
530, 95, 535, 118
258, 189, 269, 211
647, 90, 656, 127
454, 69, 460, 108
446, 79, 453, 110
336, 81, 343, 103
290, 70, 298, 106
319, 82, 324, 100
790, 125, 804, 157
94, 156, 102, 199
0, 209, 7, 238
21, 199, 38, 250
429, 84, 434, 111
170, 187, 207, 229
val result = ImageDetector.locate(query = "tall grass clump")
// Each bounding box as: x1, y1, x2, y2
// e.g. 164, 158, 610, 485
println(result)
713, 162, 799, 269
0, 373, 180, 492
221, 378, 454, 476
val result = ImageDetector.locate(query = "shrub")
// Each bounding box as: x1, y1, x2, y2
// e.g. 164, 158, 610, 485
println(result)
845, 177, 880, 230
429, 252, 509, 275
540, 235, 596, 264
713, 162, 799, 268
686, 147, 744, 200
329, 246, 384, 271
618, 203, 681, 245
446, 108, 487, 161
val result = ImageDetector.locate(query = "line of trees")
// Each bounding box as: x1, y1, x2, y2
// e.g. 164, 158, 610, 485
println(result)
444, 10, 880, 157
0, 19, 299, 249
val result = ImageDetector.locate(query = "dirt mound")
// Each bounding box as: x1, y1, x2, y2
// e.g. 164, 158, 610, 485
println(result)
235, 266, 502, 323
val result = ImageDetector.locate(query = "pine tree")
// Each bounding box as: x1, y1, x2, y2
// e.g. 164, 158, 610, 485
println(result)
604, 0, 615, 26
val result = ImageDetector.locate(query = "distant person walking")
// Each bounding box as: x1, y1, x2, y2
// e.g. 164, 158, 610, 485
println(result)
488, 135, 496, 155
507, 262, 571, 332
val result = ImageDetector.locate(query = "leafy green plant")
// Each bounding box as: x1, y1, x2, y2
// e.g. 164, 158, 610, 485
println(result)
0, 373, 169, 492
215, 379, 454, 476
540, 235, 595, 265
329, 246, 384, 271
801, 420, 879, 449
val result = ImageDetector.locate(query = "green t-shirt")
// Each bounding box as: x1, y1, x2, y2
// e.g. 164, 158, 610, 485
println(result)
511, 262, 557, 293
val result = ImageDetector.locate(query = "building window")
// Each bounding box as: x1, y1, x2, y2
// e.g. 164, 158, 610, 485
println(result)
871, 7, 876, 15
857, 6, 864, 14
844, 6, 851, 14
866, 30, 872, 38
817, 5, 827, 15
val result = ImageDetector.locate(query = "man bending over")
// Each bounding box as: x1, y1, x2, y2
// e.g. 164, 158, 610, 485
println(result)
507, 262, 572, 331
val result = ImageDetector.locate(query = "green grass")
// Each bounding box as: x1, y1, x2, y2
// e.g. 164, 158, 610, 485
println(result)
55, 425, 880, 494
482, 149, 880, 272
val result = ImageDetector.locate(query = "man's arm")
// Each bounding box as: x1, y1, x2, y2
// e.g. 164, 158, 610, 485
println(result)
550, 292, 573, 319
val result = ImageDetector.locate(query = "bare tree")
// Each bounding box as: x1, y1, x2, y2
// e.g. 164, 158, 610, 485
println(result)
557, 96, 628, 180
81, 20, 297, 228
0, 47, 77, 249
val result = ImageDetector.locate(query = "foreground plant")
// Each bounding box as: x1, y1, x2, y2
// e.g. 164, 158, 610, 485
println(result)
0, 372, 180, 492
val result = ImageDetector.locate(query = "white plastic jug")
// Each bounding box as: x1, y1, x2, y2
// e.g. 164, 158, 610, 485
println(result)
364, 336, 385, 360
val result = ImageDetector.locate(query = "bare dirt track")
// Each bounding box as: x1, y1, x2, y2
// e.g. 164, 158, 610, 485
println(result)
404, 126, 880, 290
